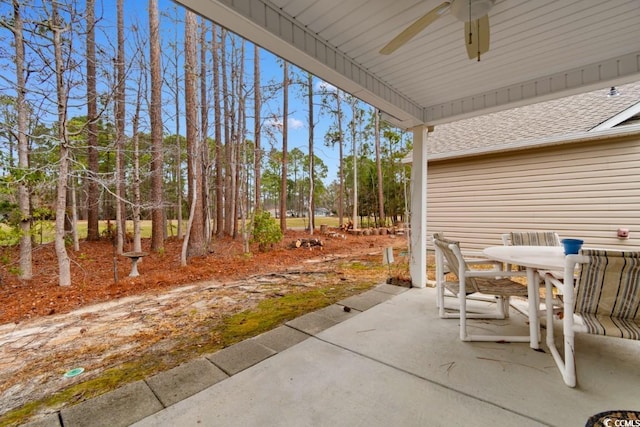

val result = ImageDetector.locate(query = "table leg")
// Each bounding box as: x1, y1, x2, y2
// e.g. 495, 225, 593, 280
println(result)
526, 267, 540, 349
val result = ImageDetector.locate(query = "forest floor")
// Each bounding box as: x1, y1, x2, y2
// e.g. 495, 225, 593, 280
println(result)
0, 228, 418, 424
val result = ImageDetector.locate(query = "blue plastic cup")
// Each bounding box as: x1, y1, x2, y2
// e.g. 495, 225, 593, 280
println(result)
561, 238, 584, 255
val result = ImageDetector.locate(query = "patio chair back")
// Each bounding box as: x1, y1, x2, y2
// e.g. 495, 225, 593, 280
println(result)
432, 236, 480, 294
574, 249, 640, 339
509, 231, 561, 246
504, 232, 561, 272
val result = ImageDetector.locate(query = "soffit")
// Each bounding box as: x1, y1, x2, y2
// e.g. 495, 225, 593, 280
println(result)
174, 0, 640, 128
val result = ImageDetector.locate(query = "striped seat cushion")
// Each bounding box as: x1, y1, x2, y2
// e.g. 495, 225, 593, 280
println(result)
510, 231, 561, 246
509, 232, 561, 272
442, 278, 528, 298
575, 249, 640, 340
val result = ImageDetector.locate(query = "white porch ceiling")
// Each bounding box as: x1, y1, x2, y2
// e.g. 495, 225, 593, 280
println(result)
174, 0, 640, 128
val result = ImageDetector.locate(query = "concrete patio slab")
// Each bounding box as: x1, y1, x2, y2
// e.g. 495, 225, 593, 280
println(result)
145, 358, 229, 407
317, 288, 640, 426
313, 303, 360, 322
60, 380, 162, 427
251, 325, 310, 352
338, 287, 404, 311
368, 283, 410, 295
22, 412, 61, 427
205, 339, 276, 376
284, 286, 407, 336
284, 307, 348, 335
132, 337, 541, 427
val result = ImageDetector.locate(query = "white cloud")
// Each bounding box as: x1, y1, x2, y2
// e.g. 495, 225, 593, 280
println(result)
316, 81, 337, 93
265, 117, 305, 130
289, 118, 304, 130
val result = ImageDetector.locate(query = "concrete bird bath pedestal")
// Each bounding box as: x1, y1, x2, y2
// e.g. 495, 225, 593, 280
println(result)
121, 252, 148, 277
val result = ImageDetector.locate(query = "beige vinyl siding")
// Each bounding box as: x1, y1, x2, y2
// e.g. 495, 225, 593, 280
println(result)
426, 135, 640, 252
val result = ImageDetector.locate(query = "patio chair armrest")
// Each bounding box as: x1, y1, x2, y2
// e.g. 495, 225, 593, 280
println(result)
540, 270, 562, 282
541, 270, 563, 288
541, 254, 587, 294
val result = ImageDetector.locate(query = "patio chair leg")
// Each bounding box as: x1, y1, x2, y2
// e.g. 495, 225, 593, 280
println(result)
437, 284, 445, 316
502, 296, 510, 318
459, 285, 469, 341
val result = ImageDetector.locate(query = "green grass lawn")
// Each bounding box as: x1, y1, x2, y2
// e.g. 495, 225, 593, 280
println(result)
3, 216, 349, 245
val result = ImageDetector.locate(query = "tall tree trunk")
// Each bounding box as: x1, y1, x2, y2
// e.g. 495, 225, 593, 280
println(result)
12, 0, 32, 280
52, 1, 71, 286
115, 0, 126, 253
183, 9, 206, 259
238, 42, 249, 253
174, 23, 183, 239
231, 41, 243, 239
222, 29, 233, 236
212, 24, 223, 237
70, 177, 79, 251
350, 100, 359, 229
307, 72, 315, 235
280, 61, 288, 232
132, 78, 143, 252
374, 108, 385, 227
200, 18, 211, 241
253, 44, 262, 211
114, 93, 124, 253
149, 0, 164, 252
337, 90, 344, 227
85, 0, 99, 241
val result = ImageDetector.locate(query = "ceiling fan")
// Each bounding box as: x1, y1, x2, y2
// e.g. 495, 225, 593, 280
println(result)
380, 0, 496, 61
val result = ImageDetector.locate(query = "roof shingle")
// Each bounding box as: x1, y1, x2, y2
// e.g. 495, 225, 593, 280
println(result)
427, 81, 640, 156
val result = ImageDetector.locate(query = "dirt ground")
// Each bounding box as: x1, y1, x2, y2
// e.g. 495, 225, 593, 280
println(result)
0, 229, 413, 422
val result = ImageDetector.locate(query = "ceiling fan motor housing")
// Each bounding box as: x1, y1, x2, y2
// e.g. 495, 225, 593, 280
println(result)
450, 0, 495, 21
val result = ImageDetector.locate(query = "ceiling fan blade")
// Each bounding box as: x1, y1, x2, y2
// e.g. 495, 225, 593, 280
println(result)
464, 15, 490, 60
380, 1, 450, 55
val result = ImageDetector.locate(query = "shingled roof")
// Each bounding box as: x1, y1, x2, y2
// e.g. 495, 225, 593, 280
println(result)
427, 81, 640, 158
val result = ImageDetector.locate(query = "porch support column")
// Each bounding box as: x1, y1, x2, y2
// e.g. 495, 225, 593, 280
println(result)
409, 125, 429, 288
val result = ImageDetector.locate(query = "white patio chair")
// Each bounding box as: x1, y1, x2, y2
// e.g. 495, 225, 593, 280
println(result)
542, 249, 640, 387
502, 231, 563, 317
502, 231, 561, 271
432, 232, 505, 318
433, 235, 531, 342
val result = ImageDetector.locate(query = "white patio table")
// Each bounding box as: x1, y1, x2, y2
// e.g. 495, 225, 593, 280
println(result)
482, 245, 566, 349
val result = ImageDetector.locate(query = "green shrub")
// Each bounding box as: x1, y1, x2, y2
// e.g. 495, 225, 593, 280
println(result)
0, 225, 20, 246
251, 210, 283, 251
